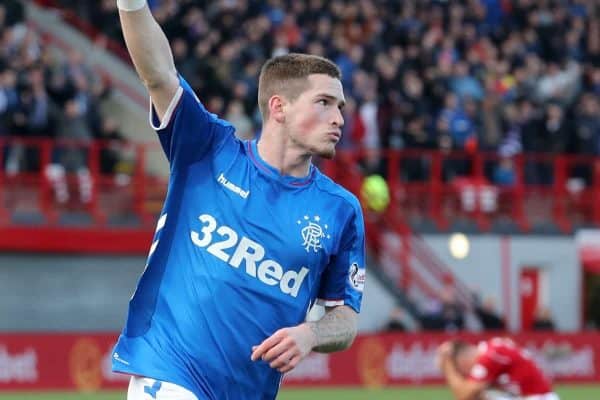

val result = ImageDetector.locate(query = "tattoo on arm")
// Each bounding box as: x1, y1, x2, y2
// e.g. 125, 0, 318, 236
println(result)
307, 306, 358, 353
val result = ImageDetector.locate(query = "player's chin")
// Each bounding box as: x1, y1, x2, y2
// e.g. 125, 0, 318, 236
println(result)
316, 144, 336, 159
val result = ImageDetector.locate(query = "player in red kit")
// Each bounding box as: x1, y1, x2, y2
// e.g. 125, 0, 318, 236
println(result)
436, 337, 560, 400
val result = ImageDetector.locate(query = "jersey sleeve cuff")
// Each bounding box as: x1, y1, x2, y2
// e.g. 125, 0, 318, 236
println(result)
316, 298, 345, 307
149, 85, 184, 131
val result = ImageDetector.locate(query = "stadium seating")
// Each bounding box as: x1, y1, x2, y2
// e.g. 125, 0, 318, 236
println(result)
21, 0, 599, 233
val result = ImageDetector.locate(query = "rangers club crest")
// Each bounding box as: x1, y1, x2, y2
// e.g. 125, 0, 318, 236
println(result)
298, 215, 330, 253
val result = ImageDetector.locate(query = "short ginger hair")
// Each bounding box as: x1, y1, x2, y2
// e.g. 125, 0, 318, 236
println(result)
257, 53, 341, 121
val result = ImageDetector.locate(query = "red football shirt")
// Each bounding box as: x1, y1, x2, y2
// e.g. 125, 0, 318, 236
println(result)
468, 338, 552, 396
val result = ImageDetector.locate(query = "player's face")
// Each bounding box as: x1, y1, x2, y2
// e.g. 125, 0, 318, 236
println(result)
285, 74, 345, 159
455, 350, 477, 376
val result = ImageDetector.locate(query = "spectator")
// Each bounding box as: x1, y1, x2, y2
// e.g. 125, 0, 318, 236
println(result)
532, 306, 556, 331
5, 73, 51, 174
492, 157, 516, 187
541, 103, 570, 155
439, 285, 465, 332
1, 0, 24, 27
384, 307, 408, 332
95, 116, 126, 176
224, 99, 254, 140
97, 0, 121, 43
450, 61, 484, 101
474, 296, 505, 331
419, 285, 465, 332
46, 98, 93, 204
419, 297, 446, 331
573, 93, 600, 156
338, 96, 365, 150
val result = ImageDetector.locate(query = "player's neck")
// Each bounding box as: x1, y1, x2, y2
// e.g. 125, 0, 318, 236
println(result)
256, 131, 311, 178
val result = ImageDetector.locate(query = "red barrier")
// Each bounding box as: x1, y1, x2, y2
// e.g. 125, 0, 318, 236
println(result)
0, 333, 127, 392
0, 226, 152, 254
285, 332, 600, 387
0, 332, 599, 392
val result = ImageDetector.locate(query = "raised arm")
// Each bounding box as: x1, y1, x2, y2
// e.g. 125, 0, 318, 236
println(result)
436, 342, 488, 400
117, 0, 179, 120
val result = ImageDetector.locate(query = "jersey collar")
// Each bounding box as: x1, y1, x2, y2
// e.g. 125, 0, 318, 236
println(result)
247, 140, 315, 187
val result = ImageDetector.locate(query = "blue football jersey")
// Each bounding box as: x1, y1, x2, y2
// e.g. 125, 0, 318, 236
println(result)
112, 76, 366, 400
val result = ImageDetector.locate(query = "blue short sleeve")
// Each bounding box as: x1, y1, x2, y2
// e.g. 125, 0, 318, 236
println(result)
316, 203, 366, 313
149, 76, 234, 169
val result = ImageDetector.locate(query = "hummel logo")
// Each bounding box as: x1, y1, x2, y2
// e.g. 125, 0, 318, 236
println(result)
217, 173, 249, 199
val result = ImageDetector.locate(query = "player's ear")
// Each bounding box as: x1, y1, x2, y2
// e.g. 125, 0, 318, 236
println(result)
268, 95, 286, 124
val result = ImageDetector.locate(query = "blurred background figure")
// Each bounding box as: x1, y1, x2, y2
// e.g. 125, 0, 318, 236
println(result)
384, 307, 408, 332
532, 306, 556, 331
474, 295, 505, 331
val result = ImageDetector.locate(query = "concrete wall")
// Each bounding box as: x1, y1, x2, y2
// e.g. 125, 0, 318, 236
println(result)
422, 235, 581, 331
0, 254, 397, 332
356, 270, 400, 332
0, 254, 145, 331
0, 235, 581, 332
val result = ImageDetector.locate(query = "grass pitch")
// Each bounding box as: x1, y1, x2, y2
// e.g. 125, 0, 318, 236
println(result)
0, 385, 598, 399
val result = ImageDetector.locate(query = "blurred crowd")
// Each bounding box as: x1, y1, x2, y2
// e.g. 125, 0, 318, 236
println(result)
384, 285, 557, 333
4, 0, 591, 331
54, 0, 600, 185
0, 0, 126, 203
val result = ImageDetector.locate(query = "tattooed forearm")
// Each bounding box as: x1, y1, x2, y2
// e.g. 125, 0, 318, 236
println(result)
306, 305, 358, 353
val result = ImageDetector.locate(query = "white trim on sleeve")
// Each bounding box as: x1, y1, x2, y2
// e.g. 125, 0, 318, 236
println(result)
316, 298, 345, 307
149, 86, 184, 131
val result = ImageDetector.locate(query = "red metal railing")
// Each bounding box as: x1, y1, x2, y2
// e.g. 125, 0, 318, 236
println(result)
3, 139, 599, 233
323, 148, 600, 306
326, 148, 600, 234
0, 137, 166, 227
